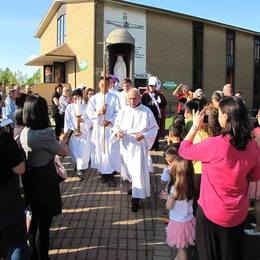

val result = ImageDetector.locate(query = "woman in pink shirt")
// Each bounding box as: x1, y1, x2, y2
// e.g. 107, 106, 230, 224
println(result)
179, 96, 260, 260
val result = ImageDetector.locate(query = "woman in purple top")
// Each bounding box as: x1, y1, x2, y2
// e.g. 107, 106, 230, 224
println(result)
179, 96, 260, 260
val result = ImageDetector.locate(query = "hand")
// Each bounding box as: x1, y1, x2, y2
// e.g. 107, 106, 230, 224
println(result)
60, 132, 69, 143
135, 133, 144, 141
76, 117, 84, 123
103, 120, 111, 127
116, 130, 125, 139
98, 105, 107, 116
159, 190, 168, 200
172, 83, 183, 96
192, 109, 204, 129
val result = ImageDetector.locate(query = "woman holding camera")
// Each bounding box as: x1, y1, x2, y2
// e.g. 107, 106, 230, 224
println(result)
179, 96, 260, 260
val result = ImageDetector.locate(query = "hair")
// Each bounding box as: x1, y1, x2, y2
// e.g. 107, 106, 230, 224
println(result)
212, 90, 223, 102
168, 156, 195, 201
164, 146, 179, 161
219, 96, 252, 150
202, 105, 222, 137
184, 99, 200, 114
99, 76, 109, 83
14, 106, 24, 125
15, 93, 27, 107
122, 78, 132, 85
169, 122, 184, 138
55, 84, 63, 92
23, 95, 50, 130
71, 88, 83, 97
173, 115, 185, 126
83, 88, 95, 103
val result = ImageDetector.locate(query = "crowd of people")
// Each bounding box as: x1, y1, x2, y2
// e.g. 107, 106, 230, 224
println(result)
0, 75, 260, 260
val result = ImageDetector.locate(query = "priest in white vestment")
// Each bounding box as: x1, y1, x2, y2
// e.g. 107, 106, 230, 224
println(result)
64, 89, 93, 180
87, 77, 120, 187
112, 88, 159, 211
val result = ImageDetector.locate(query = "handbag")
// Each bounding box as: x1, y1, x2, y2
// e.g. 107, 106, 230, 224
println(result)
54, 155, 68, 181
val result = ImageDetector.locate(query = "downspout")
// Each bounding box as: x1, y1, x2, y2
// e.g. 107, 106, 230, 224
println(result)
74, 57, 77, 89
93, 0, 97, 91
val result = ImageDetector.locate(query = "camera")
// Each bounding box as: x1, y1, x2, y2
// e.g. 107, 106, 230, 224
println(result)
203, 115, 208, 124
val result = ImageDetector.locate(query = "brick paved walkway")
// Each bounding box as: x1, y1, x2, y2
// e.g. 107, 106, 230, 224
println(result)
49, 151, 176, 260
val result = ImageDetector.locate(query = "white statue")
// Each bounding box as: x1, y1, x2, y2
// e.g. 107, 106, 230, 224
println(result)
114, 55, 127, 84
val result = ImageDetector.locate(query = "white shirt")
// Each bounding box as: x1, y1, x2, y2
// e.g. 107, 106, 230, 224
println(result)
169, 186, 194, 222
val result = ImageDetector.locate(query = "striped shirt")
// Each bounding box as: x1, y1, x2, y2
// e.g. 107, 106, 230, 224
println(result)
58, 95, 69, 115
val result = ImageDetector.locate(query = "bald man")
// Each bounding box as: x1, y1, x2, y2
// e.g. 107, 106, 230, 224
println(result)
112, 88, 159, 212
223, 83, 233, 97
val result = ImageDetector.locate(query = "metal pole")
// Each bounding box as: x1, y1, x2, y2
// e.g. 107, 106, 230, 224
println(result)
103, 37, 106, 153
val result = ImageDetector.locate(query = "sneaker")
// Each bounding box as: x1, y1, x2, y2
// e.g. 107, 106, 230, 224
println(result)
250, 223, 256, 228
100, 175, 108, 183
244, 229, 260, 236
76, 170, 84, 180
131, 198, 140, 212
107, 175, 116, 187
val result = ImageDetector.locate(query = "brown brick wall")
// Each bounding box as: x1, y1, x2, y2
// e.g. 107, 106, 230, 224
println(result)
146, 11, 193, 103
40, 15, 57, 54
66, 2, 95, 90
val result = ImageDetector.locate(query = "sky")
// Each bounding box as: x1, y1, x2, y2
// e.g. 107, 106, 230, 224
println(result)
0, 0, 260, 77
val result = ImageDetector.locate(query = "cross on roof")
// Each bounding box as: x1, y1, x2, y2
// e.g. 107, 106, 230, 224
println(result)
105, 12, 144, 30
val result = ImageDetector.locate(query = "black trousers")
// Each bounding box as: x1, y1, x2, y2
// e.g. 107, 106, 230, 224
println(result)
56, 113, 64, 137
196, 205, 244, 260
29, 214, 53, 260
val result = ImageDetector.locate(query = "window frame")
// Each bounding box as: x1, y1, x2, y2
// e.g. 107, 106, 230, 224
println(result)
57, 14, 66, 46
226, 30, 235, 87
192, 22, 204, 90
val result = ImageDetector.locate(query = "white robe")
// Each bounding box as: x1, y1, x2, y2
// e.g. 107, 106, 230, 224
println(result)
111, 104, 159, 198
86, 92, 120, 174
109, 87, 121, 98
64, 103, 92, 170
118, 91, 128, 109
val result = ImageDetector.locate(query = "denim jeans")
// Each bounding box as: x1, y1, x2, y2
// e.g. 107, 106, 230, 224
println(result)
6, 243, 29, 260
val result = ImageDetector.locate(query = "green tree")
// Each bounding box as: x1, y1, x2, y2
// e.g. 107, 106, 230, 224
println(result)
0, 67, 15, 85
26, 69, 41, 85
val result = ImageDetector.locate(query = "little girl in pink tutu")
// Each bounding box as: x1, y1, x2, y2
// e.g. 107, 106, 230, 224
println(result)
160, 155, 196, 260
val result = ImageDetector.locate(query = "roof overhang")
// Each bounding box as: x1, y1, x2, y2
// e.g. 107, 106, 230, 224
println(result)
35, 0, 89, 38
25, 43, 75, 66
34, 0, 260, 39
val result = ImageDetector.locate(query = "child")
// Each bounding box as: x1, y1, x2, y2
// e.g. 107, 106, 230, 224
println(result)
161, 122, 184, 184
183, 100, 201, 135
161, 122, 183, 182
161, 156, 196, 260
161, 146, 179, 185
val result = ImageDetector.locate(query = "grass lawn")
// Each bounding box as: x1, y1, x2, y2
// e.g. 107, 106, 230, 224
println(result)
165, 116, 173, 130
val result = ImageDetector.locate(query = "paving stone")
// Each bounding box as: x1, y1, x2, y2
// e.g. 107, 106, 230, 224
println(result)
50, 152, 176, 259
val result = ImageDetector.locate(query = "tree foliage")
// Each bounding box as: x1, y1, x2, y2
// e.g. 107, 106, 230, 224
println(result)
0, 68, 41, 86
